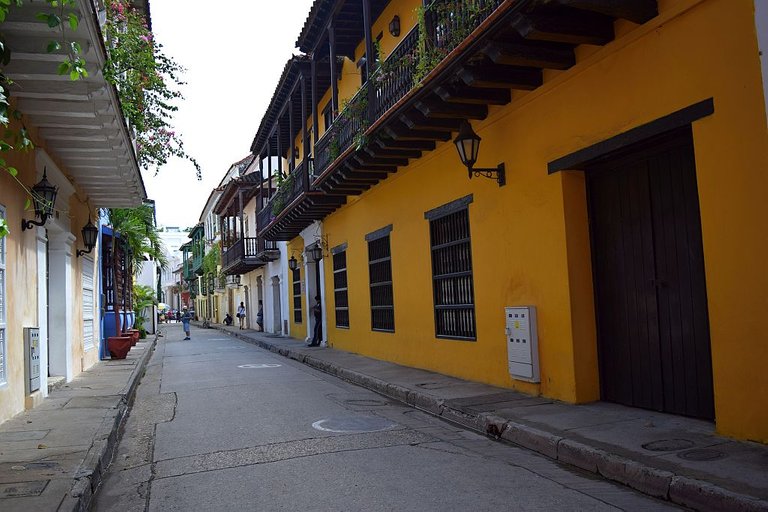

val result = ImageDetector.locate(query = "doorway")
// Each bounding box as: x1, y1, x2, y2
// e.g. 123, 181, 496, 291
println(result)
586, 127, 714, 420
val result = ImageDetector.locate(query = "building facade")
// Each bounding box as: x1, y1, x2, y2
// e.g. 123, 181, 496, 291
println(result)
218, 0, 768, 443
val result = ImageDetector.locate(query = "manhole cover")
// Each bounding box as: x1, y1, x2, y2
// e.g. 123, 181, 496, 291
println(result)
344, 399, 388, 407
238, 363, 281, 369
642, 439, 695, 452
312, 416, 398, 433
678, 448, 726, 461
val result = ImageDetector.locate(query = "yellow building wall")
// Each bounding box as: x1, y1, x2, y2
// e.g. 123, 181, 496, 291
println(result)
287, 237, 307, 340
0, 145, 38, 424
321, 0, 768, 442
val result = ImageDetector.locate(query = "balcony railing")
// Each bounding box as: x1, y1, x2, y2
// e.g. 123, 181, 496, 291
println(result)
257, 159, 311, 231
312, 0, 503, 180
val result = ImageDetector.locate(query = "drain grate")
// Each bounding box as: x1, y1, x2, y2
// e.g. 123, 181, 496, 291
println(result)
678, 448, 726, 461
416, 382, 450, 390
642, 439, 695, 452
0, 480, 49, 498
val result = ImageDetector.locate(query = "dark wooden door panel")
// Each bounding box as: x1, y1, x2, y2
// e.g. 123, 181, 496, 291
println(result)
587, 127, 714, 420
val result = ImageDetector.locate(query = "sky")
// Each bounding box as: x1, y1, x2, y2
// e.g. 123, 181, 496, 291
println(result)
144, 1, 315, 228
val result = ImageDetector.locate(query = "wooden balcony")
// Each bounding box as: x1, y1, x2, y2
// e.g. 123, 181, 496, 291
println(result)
221, 237, 281, 275
257, 158, 345, 241
311, 0, 658, 195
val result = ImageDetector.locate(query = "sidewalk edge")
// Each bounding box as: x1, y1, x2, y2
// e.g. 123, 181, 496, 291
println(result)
62, 335, 157, 512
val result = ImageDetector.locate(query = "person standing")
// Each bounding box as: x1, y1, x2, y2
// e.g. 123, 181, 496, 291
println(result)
256, 300, 264, 332
309, 295, 322, 347
180, 307, 192, 340
237, 301, 246, 330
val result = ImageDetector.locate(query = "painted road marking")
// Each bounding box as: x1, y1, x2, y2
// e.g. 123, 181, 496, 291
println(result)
237, 363, 282, 369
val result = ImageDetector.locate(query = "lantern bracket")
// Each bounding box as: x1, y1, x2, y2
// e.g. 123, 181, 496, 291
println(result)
469, 163, 505, 187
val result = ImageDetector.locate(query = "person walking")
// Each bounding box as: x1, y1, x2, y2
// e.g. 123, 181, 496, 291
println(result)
237, 302, 246, 330
180, 307, 192, 340
308, 295, 322, 347
256, 300, 264, 332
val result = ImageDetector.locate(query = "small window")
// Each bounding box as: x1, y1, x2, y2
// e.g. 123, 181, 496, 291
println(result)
292, 268, 302, 323
367, 232, 394, 332
333, 250, 349, 328
0, 204, 6, 385
429, 207, 476, 339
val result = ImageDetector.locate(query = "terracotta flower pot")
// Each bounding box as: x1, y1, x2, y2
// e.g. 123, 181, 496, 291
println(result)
128, 329, 140, 346
108, 336, 133, 359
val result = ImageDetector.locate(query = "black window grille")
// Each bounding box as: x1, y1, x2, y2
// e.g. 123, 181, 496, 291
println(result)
292, 268, 302, 323
430, 208, 476, 339
333, 250, 349, 328
368, 234, 394, 331
322, 103, 334, 132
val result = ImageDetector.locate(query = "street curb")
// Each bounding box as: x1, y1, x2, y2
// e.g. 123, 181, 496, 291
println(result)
217, 327, 768, 512
61, 335, 157, 512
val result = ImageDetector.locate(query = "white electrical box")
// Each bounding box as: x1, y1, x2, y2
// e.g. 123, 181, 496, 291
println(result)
505, 306, 540, 383
24, 327, 41, 394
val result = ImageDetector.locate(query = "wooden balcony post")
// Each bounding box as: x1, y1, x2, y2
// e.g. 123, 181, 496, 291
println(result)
311, 55, 319, 158
328, 21, 339, 114
238, 189, 245, 240
277, 121, 283, 178
362, 0, 376, 121
301, 72, 310, 192
267, 139, 273, 201
288, 99, 295, 171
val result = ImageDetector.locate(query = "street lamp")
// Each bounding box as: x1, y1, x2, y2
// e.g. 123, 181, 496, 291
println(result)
21, 168, 59, 230
453, 121, 505, 187
76, 217, 99, 257
288, 255, 299, 271
309, 245, 323, 262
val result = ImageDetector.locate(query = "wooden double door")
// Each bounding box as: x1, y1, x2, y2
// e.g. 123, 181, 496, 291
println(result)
587, 128, 714, 420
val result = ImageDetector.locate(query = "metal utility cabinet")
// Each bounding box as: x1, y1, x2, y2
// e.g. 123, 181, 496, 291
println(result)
505, 306, 540, 383
24, 327, 41, 394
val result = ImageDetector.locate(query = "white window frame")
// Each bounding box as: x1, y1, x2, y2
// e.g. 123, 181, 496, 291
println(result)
0, 204, 7, 386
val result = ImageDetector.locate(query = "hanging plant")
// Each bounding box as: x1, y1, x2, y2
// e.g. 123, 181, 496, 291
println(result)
103, 0, 201, 179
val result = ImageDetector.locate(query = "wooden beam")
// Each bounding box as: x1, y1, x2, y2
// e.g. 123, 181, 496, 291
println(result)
415, 99, 488, 120
541, 0, 657, 24
434, 85, 511, 105
375, 138, 436, 151
459, 64, 542, 90
482, 41, 575, 70
399, 111, 463, 131
363, 146, 422, 159
383, 122, 452, 141
513, 12, 614, 46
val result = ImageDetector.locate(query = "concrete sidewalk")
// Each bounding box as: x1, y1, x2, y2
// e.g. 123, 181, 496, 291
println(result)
211, 324, 768, 512
0, 337, 155, 512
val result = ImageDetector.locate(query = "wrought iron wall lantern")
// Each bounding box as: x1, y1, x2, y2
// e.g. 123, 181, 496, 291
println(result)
22, 167, 59, 230
234, 274, 242, 287
289, 255, 301, 271
308, 234, 329, 263
389, 15, 400, 37
76, 217, 99, 257
453, 121, 505, 187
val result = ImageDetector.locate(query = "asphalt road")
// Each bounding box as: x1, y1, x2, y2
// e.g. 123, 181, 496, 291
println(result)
93, 323, 681, 512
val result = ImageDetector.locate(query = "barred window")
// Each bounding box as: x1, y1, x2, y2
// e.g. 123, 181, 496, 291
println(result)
429, 207, 476, 340
367, 232, 394, 332
292, 268, 302, 323
333, 250, 349, 328
0, 204, 6, 385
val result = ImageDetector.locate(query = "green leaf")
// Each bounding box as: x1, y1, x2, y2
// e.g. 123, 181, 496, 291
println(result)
47, 13, 61, 28
57, 61, 70, 75
69, 70, 79, 80
70, 41, 81, 54
47, 40, 61, 53
0, 9, 7, 23
6, 166, 16, 176
68, 13, 78, 31
24, 197, 31, 210
35, 12, 49, 22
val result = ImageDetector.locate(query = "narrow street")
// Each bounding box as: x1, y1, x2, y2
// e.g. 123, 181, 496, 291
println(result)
93, 323, 679, 512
